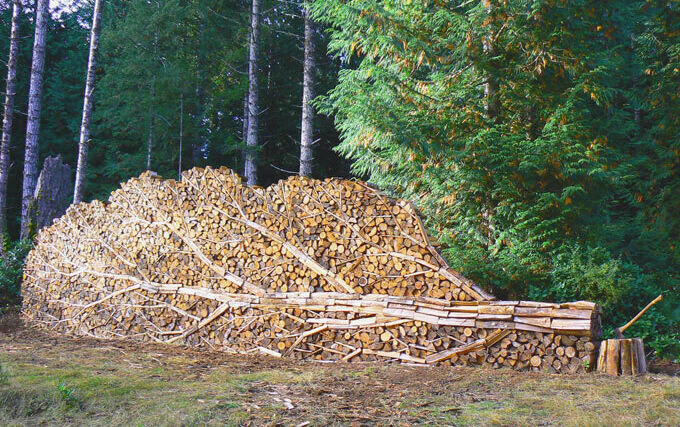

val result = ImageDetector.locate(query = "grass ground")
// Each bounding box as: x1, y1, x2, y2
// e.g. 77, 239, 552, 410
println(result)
1, 313, 678, 426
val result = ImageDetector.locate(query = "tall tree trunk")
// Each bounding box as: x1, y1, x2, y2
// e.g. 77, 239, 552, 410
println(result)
298, 3, 315, 177
193, 82, 204, 165
244, 0, 261, 186
73, 0, 104, 204
242, 94, 248, 145
178, 93, 183, 180
20, 0, 49, 240
482, 2, 500, 122
147, 30, 158, 172
0, 0, 21, 243
481, 1, 499, 249
146, 102, 154, 171
193, 13, 206, 167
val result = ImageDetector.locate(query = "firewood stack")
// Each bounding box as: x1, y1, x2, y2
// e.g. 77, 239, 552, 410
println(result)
22, 167, 601, 372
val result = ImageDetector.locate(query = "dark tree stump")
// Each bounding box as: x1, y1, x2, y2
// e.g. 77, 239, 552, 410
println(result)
29, 155, 72, 234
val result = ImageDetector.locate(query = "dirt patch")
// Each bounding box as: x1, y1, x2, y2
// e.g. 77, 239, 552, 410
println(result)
650, 359, 680, 376
0, 308, 21, 333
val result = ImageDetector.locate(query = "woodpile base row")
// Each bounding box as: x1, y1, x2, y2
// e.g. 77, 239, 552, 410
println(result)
22, 167, 601, 372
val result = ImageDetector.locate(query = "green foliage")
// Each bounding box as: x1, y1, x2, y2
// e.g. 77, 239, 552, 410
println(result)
0, 240, 32, 308
529, 246, 633, 311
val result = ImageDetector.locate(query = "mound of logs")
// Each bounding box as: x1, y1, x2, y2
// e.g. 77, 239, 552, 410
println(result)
22, 167, 601, 372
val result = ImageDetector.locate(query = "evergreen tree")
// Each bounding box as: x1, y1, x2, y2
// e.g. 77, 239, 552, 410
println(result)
312, 0, 678, 351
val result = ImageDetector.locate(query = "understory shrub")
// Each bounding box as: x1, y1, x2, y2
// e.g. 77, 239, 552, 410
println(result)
0, 240, 33, 308
528, 245, 679, 360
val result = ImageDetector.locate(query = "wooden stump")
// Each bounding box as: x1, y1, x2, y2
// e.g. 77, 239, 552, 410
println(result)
31, 155, 72, 232
597, 338, 646, 376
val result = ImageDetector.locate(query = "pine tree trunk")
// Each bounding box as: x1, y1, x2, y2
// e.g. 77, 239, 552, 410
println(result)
146, 103, 154, 171
242, 94, 248, 145
298, 4, 315, 177
480, 3, 499, 249
146, 30, 158, 172
178, 93, 183, 180
0, 0, 21, 242
244, 0, 261, 186
73, 0, 103, 204
193, 14, 206, 167
193, 82, 204, 166
482, 3, 500, 122
20, 0, 49, 240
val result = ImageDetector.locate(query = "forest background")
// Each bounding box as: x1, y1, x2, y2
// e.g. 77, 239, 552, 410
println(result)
0, 0, 677, 359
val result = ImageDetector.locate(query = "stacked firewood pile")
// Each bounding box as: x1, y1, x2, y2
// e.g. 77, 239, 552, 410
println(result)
22, 167, 601, 372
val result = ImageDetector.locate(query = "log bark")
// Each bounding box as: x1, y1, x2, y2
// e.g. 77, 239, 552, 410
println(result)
596, 340, 607, 373
633, 338, 647, 374
0, 0, 21, 241
620, 339, 632, 376
244, 0, 261, 186
20, 0, 50, 239
606, 338, 620, 376
298, 3, 315, 177
73, 0, 104, 204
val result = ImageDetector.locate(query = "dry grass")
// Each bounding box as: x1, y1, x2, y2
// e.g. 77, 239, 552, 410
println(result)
0, 320, 678, 426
